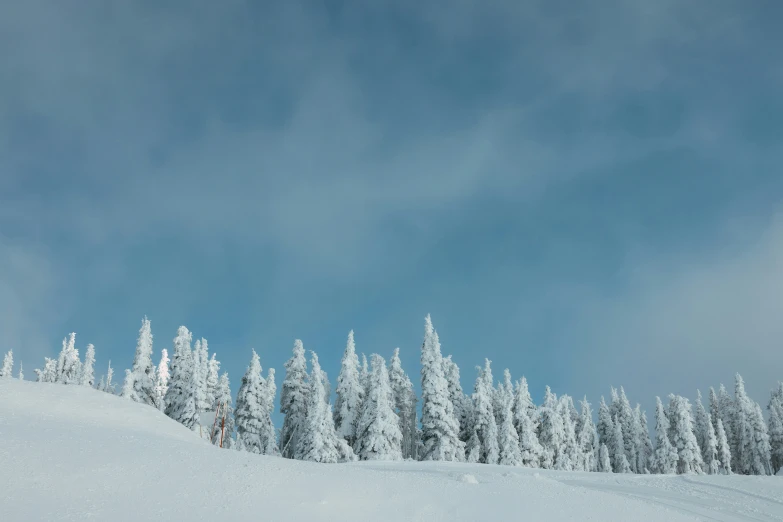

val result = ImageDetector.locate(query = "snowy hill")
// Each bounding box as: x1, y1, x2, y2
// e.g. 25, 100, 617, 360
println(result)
1, 380, 782, 521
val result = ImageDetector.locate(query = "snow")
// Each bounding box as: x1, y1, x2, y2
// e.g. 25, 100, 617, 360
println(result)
2, 379, 782, 521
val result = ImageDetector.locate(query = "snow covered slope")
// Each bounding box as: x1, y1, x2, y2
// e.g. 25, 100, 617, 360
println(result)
1, 380, 781, 522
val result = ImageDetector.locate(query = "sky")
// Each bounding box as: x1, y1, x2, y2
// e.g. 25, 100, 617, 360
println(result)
2, 0, 783, 421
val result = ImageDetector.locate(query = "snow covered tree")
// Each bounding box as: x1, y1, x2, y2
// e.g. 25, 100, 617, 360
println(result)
56, 333, 82, 384
192, 339, 210, 413
718, 383, 737, 468
498, 391, 523, 466
557, 395, 580, 471
513, 378, 543, 468
716, 418, 732, 474
538, 386, 565, 470
734, 373, 772, 475
79, 344, 95, 387
769, 395, 783, 474
471, 359, 499, 465
164, 326, 195, 424
597, 397, 614, 461
419, 315, 463, 462
154, 348, 170, 411
667, 394, 704, 474
296, 352, 343, 463
178, 358, 201, 431
123, 317, 156, 406
211, 372, 235, 449
389, 348, 418, 459
103, 360, 116, 394
703, 413, 720, 475
635, 406, 653, 474
206, 354, 220, 409
465, 422, 481, 463
354, 354, 403, 460
599, 443, 612, 473
280, 339, 310, 459
360, 354, 369, 396
235, 350, 278, 455
709, 387, 722, 438
611, 387, 638, 473
443, 355, 471, 445
18, 362, 23, 380
693, 390, 711, 462
578, 397, 599, 472
613, 416, 632, 473
1, 349, 13, 377
334, 330, 364, 447
651, 397, 677, 474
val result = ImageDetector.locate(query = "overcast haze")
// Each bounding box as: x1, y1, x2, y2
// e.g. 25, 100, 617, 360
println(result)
2, 0, 782, 415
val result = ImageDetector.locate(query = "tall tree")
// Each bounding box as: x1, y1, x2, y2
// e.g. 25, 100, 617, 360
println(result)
513, 378, 543, 468
80, 344, 95, 387
164, 326, 194, 424
718, 383, 737, 469
651, 397, 677, 474
578, 397, 599, 472
443, 355, 471, 445
235, 351, 278, 455
703, 413, 721, 475
498, 390, 523, 467
769, 395, 783, 474
280, 339, 309, 459
693, 390, 711, 463
125, 317, 156, 406
296, 352, 343, 463
389, 348, 418, 460
613, 416, 632, 473
716, 418, 732, 474
154, 349, 170, 411
538, 386, 565, 470
211, 372, 235, 449
334, 330, 364, 447
56, 333, 82, 384
596, 397, 614, 465
734, 374, 772, 475
0, 349, 13, 377
667, 394, 704, 474
472, 360, 499, 465
635, 406, 653, 474
354, 354, 403, 460
558, 395, 580, 471
419, 315, 463, 462
206, 354, 220, 409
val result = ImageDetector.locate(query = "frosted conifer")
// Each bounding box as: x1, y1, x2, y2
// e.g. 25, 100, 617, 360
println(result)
80, 344, 95, 387
613, 416, 632, 473
389, 348, 418, 459
235, 351, 277, 455
498, 391, 523, 466
154, 349, 170, 411
419, 315, 463, 462
538, 386, 565, 470
355, 354, 403, 460
280, 339, 310, 459
472, 359, 499, 465
667, 394, 704, 474
211, 372, 235, 449
297, 352, 341, 463
0, 349, 13, 377
18, 362, 23, 381
599, 443, 612, 473
334, 330, 363, 447
56, 333, 82, 384
578, 397, 599, 472
651, 397, 677, 474
206, 354, 220, 409
443, 355, 471, 445
769, 396, 783, 474
703, 413, 720, 475
716, 418, 732, 474
164, 326, 194, 423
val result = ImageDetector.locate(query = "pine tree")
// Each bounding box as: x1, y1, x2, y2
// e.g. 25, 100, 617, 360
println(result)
80, 344, 95, 387
419, 315, 463, 462
296, 352, 342, 463
599, 443, 612, 473
164, 326, 194, 423
635, 406, 653, 474
443, 355, 471, 446
613, 416, 632, 473
211, 372, 235, 449
709, 387, 722, 437
56, 333, 82, 384
280, 339, 310, 459
693, 390, 711, 463
667, 394, 704, 474
18, 362, 23, 381
513, 378, 543, 468
121, 369, 135, 398
578, 397, 599, 472
354, 354, 403, 460
192, 339, 210, 413
716, 418, 732, 474
718, 383, 737, 469
498, 391, 523, 466
734, 374, 772, 475
389, 348, 417, 459
611, 387, 638, 473
235, 350, 277, 455
206, 354, 220, 409
703, 413, 720, 475
262, 368, 279, 455
35, 357, 56, 383
0, 349, 13, 377
651, 397, 677, 474
769, 396, 783, 474
557, 395, 580, 471
538, 386, 565, 470
597, 397, 614, 465
178, 357, 200, 431
154, 349, 170, 411
122, 317, 156, 405
471, 359, 499, 465
465, 421, 481, 463
334, 330, 364, 447
104, 360, 116, 394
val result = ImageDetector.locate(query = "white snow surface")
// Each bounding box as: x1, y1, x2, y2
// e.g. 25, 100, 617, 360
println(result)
2, 380, 782, 522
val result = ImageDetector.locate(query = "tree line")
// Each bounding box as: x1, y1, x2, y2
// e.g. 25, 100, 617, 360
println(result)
4, 314, 781, 475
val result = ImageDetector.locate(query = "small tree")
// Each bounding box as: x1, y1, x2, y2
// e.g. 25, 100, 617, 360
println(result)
0, 349, 13, 377
211, 372, 235, 449
80, 344, 96, 387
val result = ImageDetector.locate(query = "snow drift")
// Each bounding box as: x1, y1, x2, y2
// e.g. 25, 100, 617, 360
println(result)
1, 379, 781, 521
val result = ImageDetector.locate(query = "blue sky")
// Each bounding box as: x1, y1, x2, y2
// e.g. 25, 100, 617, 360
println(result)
2, 0, 783, 419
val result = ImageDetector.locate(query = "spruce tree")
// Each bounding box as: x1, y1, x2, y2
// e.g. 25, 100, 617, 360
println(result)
80, 344, 95, 387
498, 392, 523, 466
419, 315, 463, 462
578, 397, 599, 472
718, 383, 737, 469
235, 351, 277, 455
769, 396, 783, 474
125, 317, 156, 406
558, 395, 580, 471
280, 339, 310, 459
599, 443, 612, 473
211, 372, 235, 449
296, 352, 342, 463
154, 349, 170, 411
164, 326, 194, 423
206, 354, 220, 409
104, 360, 116, 394
709, 387, 721, 437
613, 416, 632, 473
667, 394, 704, 474
334, 330, 363, 447
596, 397, 614, 464
716, 418, 732, 474
472, 360, 499, 465
0, 349, 13, 377
651, 397, 677, 474
261, 368, 279, 455
538, 386, 565, 469
443, 355, 471, 446
193, 339, 210, 413
18, 362, 23, 381
703, 413, 720, 475
734, 374, 772, 475
693, 390, 711, 463
35, 357, 57, 383
355, 354, 403, 460
178, 358, 200, 431
513, 378, 543, 468
635, 406, 653, 474
56, 333, 82, 384
389, 348, 417, 459
513, 377, 539, 432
